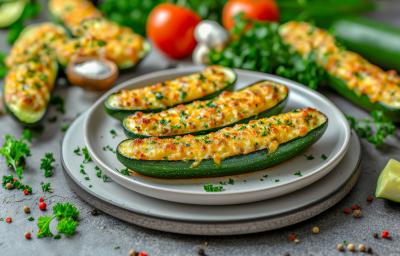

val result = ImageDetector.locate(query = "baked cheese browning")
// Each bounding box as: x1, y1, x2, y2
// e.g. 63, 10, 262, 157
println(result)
49, 0, 147, 69
124, 81, 288, 137
55, 19, 146, 68
108, 66, 235, 110
49, 0, 102, 32
118, 108, 327, 165
6, 23, 67, 67
280, 21, 400, 108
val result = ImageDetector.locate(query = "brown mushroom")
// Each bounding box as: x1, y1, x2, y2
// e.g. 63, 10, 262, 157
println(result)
66, 57, 118, 91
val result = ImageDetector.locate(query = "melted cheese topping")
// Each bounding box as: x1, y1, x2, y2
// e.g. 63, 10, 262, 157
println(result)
280, 21, 400, 108
108, 66, 235, 110
49, 0, 146, 68
4, 24, 65, 117
124, 81, 288, 137
119, 108, 326, 165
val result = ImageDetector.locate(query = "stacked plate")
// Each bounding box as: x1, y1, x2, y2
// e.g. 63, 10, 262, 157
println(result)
61, 67, 361, 235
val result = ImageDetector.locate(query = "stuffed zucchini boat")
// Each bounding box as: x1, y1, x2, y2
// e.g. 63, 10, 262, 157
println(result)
105, 66, 237, 120
4, 23, 67, 125
49, 0, 149, 70
117, 108, 328, 179
280, 21, 400, 122
123, 80, 288, 138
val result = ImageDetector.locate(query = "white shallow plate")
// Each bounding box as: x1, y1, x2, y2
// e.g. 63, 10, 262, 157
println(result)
63, 113, 361, 235
84, 67, 351, 205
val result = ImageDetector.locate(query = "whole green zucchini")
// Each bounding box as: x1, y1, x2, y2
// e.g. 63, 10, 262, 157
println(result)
332, 17, 400, 71
117, 108, 327, 179
122, 80, 288, 138
105, 66, 237, 120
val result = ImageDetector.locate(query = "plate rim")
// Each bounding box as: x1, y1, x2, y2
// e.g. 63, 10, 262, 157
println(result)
83, 66, 351, 203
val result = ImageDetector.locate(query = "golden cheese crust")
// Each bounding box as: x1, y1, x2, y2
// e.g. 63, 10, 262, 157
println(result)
280, 21, 400, 108
108, 66, 235, 111
124, 81, 288, 137
119, 108, 327, 165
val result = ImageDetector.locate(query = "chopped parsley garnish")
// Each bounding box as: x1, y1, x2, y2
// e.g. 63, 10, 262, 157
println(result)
110, 129, 117, 139
50, 96, 65, 114
60, 123, 70, 132
28, 216, 35, 221
0, 133, 31, 179
347, 110, 396, 147
321, 154, 328, 160
117, 168, 130, 176
274, 179, 280, 182
102, 145, 116, 153
155, 92, 164, 100
79, 164, 86, 175
304, 154, 314, 160
293, 171, 303, 177
37, 202, 80, 238
203, 183, 224, 192
40, 153, 55, 178
73, 147, 81, 156
22, 129, 32, 142
48, 116, 58, 123
2, 175, 32, 193
228, 178, 235, 185
82, 147, 92, 163
41, 182, 53, 193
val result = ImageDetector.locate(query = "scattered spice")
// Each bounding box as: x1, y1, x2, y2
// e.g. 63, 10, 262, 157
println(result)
197, 247, 206, 256
5, 216, 12, 223
381, 230, 390, 239
5, 182, 13, 190
23, 206, 31, 214
352, 209, 362, 218
367, 247, 373, 254
343, 208, 351, 215
2, 175, 32, 194
138, 252, 148, 256
288, 233, 296, 241
351, 204, 361, 210
129, 250, 138, 256
39, 201, 47, 211
23, 188, 31, 195
311, 226, 320, 234
366, 195, 374, 203
336, 243, 345, 252
25, 232, 32, 240
373, 233, 379, 239
358, 244, 366, 253
90, 209, 101, 216
347, 243, 355, 252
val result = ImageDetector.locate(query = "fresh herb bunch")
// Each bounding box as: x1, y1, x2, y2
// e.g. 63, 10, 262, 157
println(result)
347, 110, 396, 147
0, 133, 31, 179
40, 153, 55, 178
41, 182, 52, 192
100, 0, 226, 36
37, 202, 80, 238
7, 1, 41, 45
208, 16, 326, 89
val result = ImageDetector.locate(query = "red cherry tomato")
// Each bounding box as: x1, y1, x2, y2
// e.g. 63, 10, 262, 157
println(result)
222, 0, 280, 30
147, 3, 201, 59
39, 201, 47, 211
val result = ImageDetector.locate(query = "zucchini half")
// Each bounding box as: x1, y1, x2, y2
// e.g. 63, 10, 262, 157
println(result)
104, 66, 237, 120
122, 80, 288, 138
328, 76, 400, 122
117, 109, 328, 179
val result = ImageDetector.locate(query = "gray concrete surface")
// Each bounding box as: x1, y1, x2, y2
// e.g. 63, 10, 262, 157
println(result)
0, 1, 400, 255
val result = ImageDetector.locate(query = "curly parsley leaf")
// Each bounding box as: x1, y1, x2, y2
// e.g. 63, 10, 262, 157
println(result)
41, 182, 52, 193
40, 153, 55, 178
347, 110, 396, 147
82, 147, 92, 163
56, 217, 78, 237
208, 15, 326, 89
53, 203, 79, 221
0, 134, 31, 179
37, 216, 55, 238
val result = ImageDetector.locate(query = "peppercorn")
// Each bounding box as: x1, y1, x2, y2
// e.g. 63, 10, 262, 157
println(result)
353, 209, 362, 218
373, 233, 379, 239
288, 233, 296, 241
283, 253, 290, 256
5, 216, 12, 223
138, 252, 148, 256
347, 243, 355, 252
381, 230, 390, 239
367, 247, 373, 254
358, 244, 366, 252
366, 195, 374, 202
25, 232, 32, 240
23, 206, 31, 214
294, 238, 300, 244
5, 182, 13, 190
128, 250, 138, 256
351, 204, 361, 210
197, 247, 206, 256
39, 197, 44, 202
23, 189, 30, 195
39, 201, 47, 211
311, 226, 320, 234
336, 243, 345, 252
343, 208, 351, 215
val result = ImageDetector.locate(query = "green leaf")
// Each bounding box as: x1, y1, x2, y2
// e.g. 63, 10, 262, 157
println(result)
53, 203, 79, 220
56, 217, 78, 237
37, 216, 54, 238
40, 152, 55, 178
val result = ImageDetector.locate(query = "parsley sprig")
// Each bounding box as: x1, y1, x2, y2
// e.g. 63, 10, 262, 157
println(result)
2, 175, 32, 193
0, 133, 31, 179
40, 153, 55, 178
347, 110, 396, 147
37, 203, 80, 238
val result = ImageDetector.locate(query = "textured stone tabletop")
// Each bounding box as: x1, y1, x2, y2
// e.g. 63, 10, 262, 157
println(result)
0, 1, 400, 256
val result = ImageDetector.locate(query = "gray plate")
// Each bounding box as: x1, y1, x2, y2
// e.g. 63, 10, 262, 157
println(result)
62, 113, 361, 235
84, 67, 351, 205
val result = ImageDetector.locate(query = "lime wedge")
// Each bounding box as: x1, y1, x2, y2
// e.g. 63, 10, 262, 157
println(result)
0, 0, 27, 28
376, 159, 400, 203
